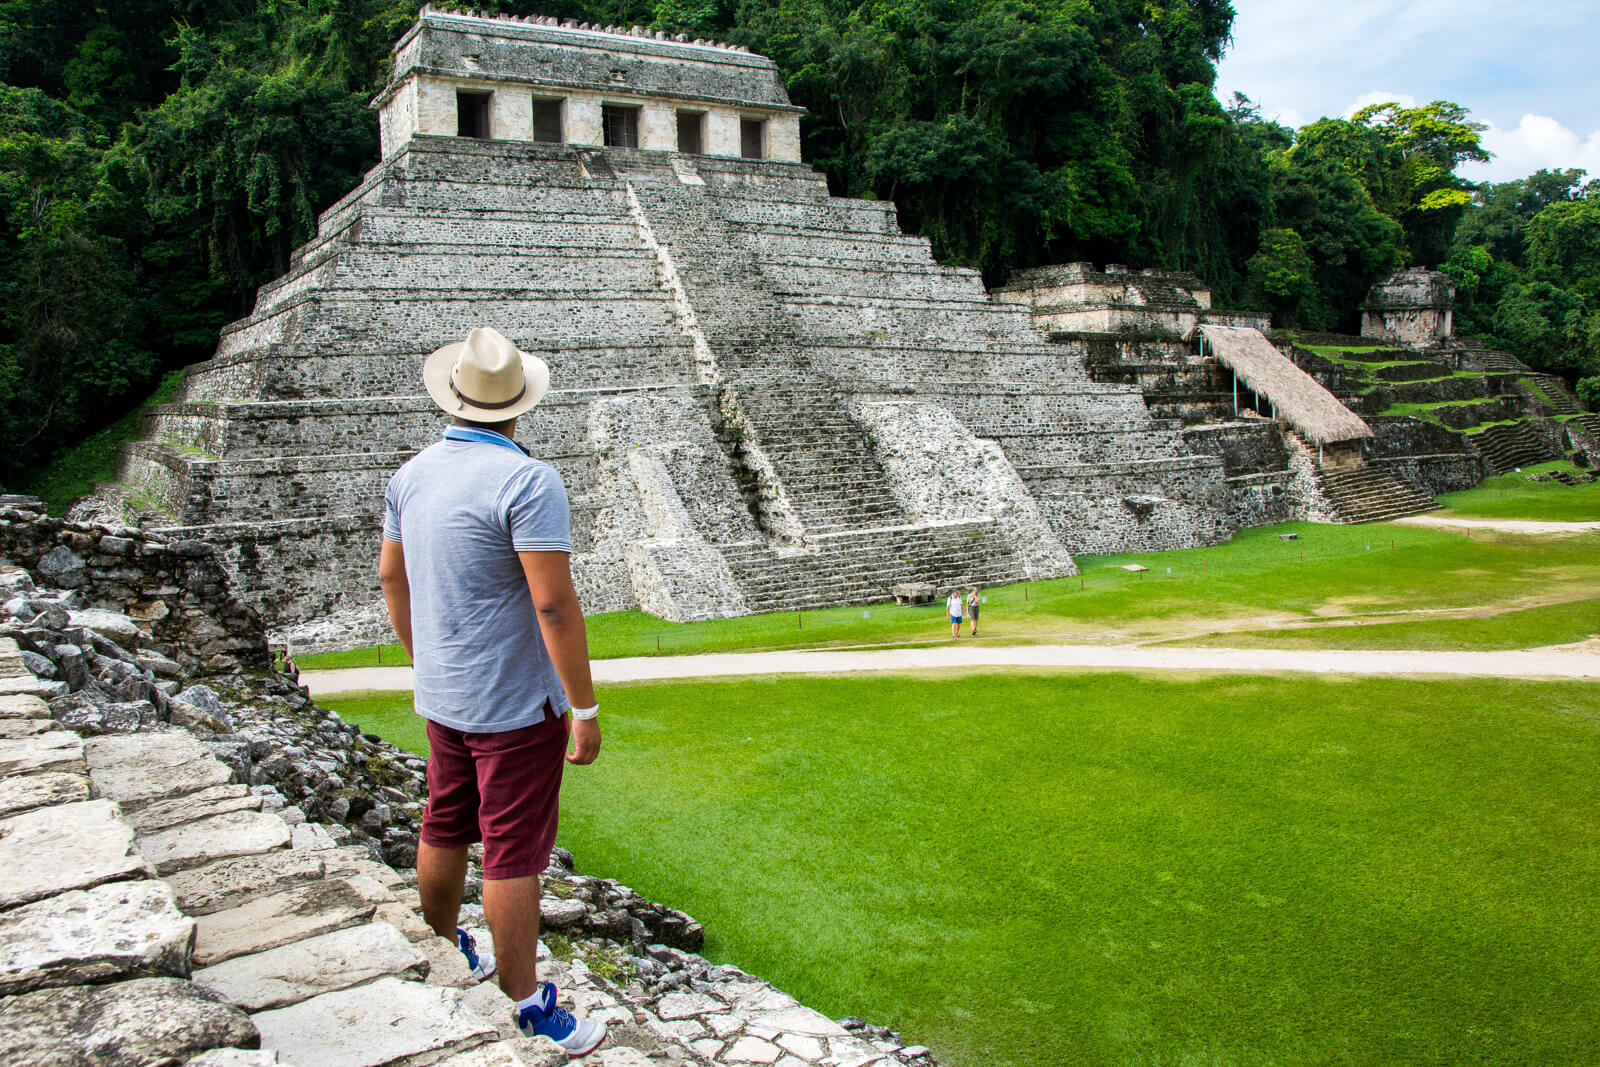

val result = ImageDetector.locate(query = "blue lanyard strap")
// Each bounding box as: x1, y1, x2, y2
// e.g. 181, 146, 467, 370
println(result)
443, 425, 530, 456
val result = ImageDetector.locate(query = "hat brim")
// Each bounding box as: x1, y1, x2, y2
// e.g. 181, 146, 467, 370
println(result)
422, 340, 550, 421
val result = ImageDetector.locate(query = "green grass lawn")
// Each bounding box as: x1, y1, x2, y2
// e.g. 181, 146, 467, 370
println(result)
1433, 461, 1600, 521
327, 672, 1600, 1066
12, 370, 184, 514
302, 522, 1600, 668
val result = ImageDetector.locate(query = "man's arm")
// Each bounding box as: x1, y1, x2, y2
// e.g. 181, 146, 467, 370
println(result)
378, 538, 414, 659
518, 550, 599, 765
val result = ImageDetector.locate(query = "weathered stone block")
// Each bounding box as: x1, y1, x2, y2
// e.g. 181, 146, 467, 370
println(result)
0, 976, 258, 1066
0, 769, 90, 817
193, 921, 427, 1010
0, 798, 152, 910
0, 879, 195, 994
252, 976, 498, 1067
166, 849, 327, 916
127, 782, 263, 833
85, 730, 234, 810
194, 878, 377, 966
138, 808, 292, 874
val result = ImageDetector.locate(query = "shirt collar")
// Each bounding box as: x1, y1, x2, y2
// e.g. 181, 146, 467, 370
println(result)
443, 425, 530, 456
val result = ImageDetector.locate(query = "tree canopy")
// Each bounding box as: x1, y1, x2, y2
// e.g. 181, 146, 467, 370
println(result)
0, 0, 1585, 487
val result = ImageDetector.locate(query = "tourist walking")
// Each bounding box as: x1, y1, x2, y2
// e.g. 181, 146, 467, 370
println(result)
967, 586, 981, 637
378, 326, 606, 1057
946, 588, 964, 638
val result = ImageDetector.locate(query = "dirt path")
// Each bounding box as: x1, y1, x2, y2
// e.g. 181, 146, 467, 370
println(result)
1396, 515, 1600, 535
305, 643, 1600, 696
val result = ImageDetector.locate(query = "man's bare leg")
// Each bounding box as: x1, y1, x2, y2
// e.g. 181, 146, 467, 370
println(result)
483, 874, 542, 1002
418, 841, 469, 939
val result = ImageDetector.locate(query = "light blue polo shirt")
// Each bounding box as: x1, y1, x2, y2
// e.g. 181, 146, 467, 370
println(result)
382, 426, 573, 733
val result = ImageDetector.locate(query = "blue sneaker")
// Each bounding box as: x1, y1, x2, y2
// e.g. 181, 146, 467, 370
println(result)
456, 928, 495, 982
515, 987, 606, 1058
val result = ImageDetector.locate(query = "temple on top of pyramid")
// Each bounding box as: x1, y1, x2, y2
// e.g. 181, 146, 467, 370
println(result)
374, 6, 803, 162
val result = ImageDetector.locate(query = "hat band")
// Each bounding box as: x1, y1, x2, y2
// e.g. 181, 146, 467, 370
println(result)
451, 378, 526, 411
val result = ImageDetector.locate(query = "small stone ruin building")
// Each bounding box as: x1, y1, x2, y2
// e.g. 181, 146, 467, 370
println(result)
1361, 268, 1454, 347
106, 8, 1240, 640
996, 264, 1440, 525
997, 262, 1600, 527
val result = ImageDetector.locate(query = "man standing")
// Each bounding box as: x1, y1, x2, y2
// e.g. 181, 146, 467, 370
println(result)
379, 326, 605, 1057
946, 588, 963, 639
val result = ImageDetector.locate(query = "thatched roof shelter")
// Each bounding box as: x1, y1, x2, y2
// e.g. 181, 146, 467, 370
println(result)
1198, 325, 1372, 446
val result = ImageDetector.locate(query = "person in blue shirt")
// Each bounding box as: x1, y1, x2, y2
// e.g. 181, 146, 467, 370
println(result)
379, 326, 605, 1056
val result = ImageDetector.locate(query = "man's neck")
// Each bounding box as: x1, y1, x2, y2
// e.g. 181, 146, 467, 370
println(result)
452, 416, 518, 438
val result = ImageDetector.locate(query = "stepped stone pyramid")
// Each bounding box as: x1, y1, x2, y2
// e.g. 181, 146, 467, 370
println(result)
112, 9, 1228, 634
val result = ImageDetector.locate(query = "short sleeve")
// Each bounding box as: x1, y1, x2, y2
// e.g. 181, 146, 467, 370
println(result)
382, 472, 404, 542
505, 463, 572, 553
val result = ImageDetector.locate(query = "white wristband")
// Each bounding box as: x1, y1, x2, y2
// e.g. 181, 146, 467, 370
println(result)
568, 703, 599, 721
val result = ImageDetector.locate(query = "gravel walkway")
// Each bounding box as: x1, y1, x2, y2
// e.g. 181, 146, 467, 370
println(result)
1394, 515, 1600, 535
306, 642, 1600, 696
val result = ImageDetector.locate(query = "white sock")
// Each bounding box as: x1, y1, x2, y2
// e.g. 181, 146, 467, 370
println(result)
515, 984, 548, 1015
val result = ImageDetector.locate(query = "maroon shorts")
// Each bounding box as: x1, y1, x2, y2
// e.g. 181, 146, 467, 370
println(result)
420, 708, 566, 880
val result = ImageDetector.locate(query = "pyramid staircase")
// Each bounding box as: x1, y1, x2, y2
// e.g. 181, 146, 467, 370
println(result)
1470, 420, 1551, 476
1316, 464, 1440, 523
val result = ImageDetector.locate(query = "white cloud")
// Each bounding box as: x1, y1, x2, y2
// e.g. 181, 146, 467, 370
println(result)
1463, 114, 1600, 183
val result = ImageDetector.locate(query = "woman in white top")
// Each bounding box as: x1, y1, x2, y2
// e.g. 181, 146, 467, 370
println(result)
946, 590, 964, 638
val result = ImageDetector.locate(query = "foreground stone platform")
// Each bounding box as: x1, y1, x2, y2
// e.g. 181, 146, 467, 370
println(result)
0, 534, 943, 1067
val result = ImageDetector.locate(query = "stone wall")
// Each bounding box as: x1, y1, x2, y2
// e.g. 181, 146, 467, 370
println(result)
0, 498, 266, 675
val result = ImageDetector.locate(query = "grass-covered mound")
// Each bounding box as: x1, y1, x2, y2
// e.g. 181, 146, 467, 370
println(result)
327, 672, 1600, 1066
1433, 460, 1600, 521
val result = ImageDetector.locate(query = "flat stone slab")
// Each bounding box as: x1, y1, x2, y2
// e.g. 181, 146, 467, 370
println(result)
67, 607, 146, 644
0, 976, 258, 1066
0, 675, 63, 698
85, 730, 233, 810
0, 718, 53, 738
253, 976, 498, 1067
375, 900, 436, 942
128, 783, 263, 833
187, 1051, 282, 1066
140, 809, 292, 875
416, 930, 478, 988
194, 921, 426, 1011
0, 798, 152, 910
167, 850, 327, 916
743, 1006, 851, 1037
656, 990, 726, 1019
0, 729, 85, 777
194, 879, 376, 967
0, 769, 89, 817
0, 693, 49, 719
0, 878, 194, 995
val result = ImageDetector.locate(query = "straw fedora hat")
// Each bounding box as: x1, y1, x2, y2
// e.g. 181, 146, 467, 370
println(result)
423, 327, 549, 421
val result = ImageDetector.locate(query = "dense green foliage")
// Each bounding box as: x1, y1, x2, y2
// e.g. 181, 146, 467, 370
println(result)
0, 0, 1582, 492
1445, 168, 1600, 395
328, 672, 1600, 1065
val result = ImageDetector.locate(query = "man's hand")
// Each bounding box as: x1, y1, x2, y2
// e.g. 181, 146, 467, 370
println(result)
567, 715, 601, 765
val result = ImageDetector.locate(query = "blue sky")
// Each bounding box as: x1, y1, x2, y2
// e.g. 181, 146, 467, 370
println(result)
1214, 0, 1600, 183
